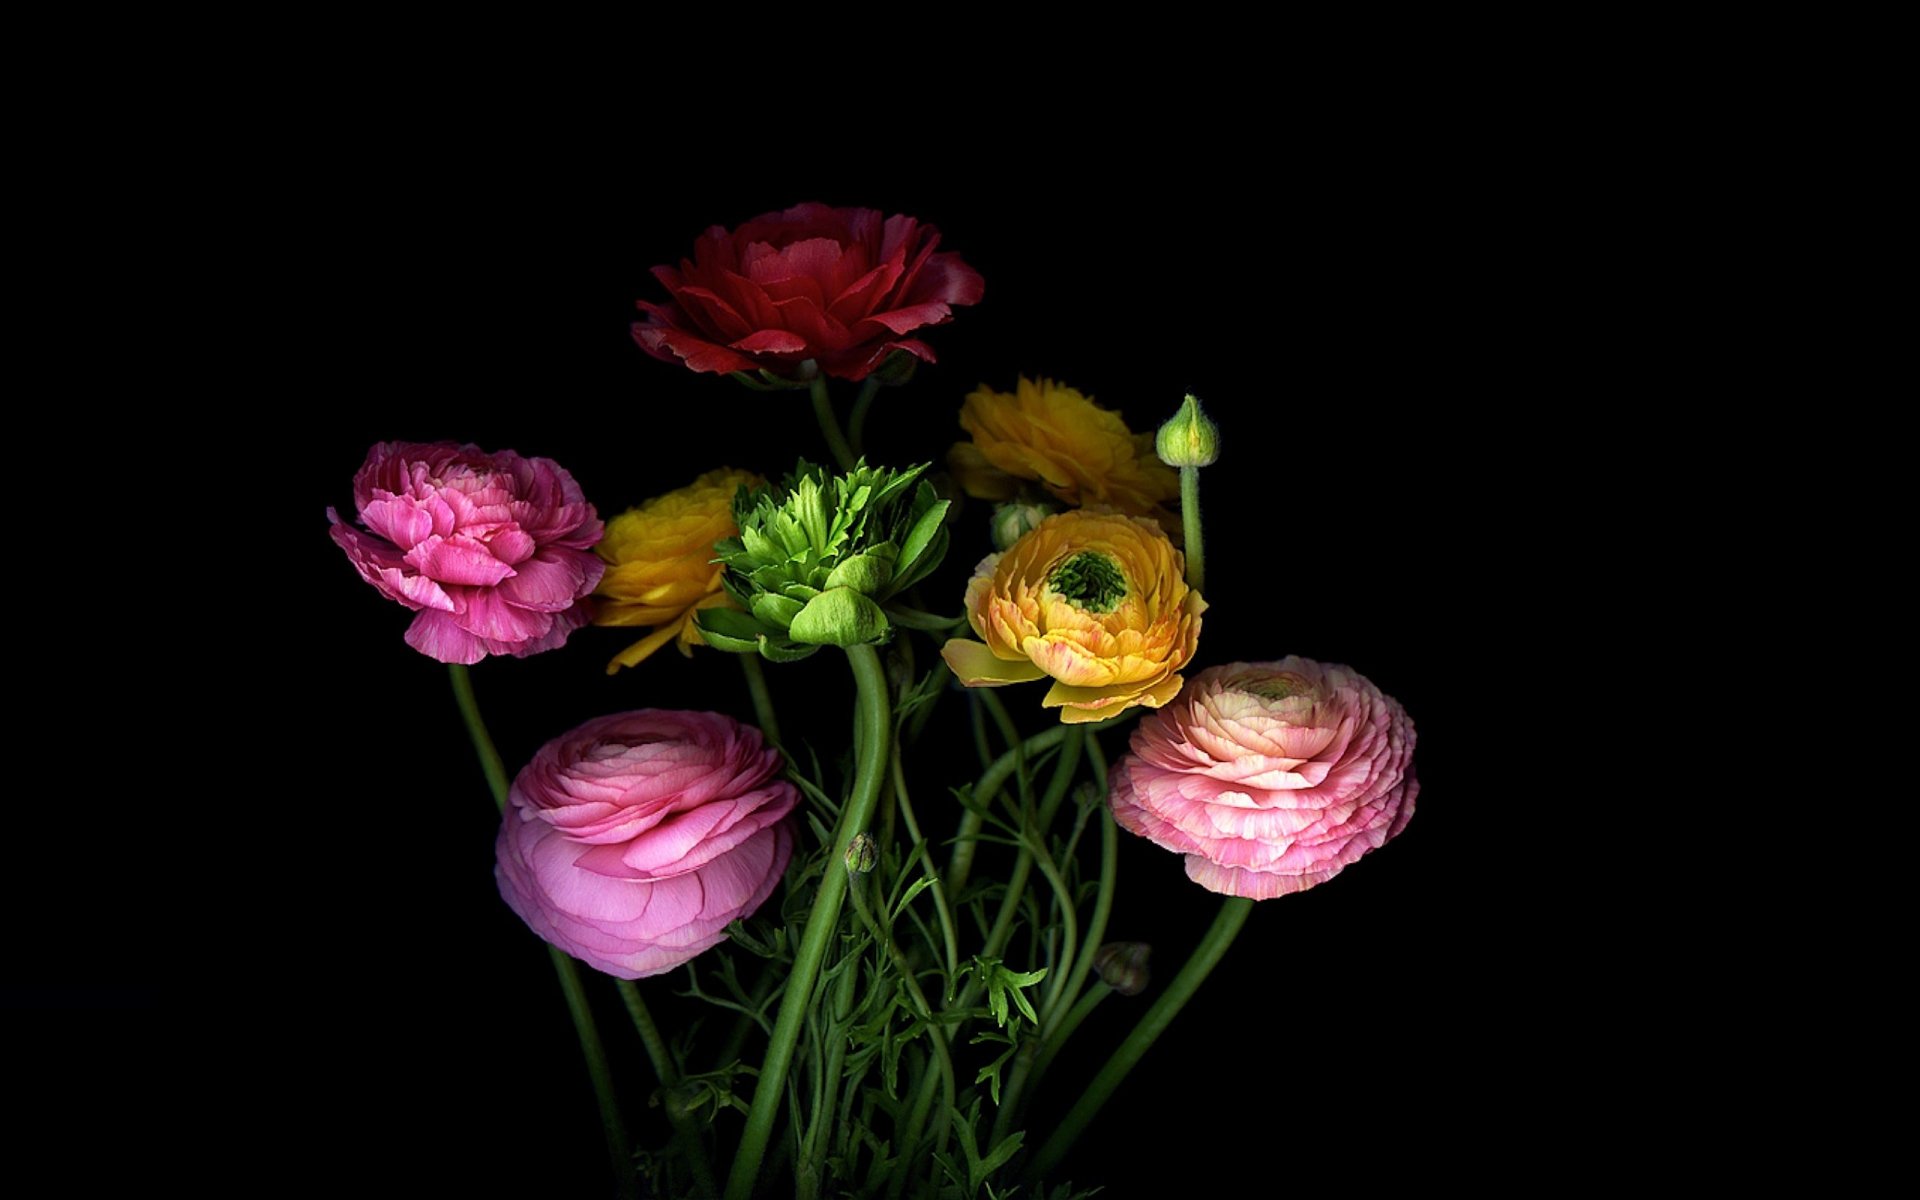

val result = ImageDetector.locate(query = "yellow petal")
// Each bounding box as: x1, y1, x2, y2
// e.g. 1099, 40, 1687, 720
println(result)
605, 616, 690, 674
942, 638, 1048, 686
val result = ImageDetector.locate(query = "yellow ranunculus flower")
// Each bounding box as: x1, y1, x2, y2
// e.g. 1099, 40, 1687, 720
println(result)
948, 377, 1180, 522
940, 509, 1206, 724
592, 467, 762, 673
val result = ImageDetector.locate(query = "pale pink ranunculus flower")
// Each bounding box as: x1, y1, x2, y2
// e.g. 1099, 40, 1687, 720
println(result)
495, 709, 797, 979
1108, 658, 1417, 900
328, 441, 604, 664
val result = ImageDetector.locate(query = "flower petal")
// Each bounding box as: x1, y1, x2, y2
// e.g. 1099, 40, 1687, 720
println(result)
942, 638, 1047, 686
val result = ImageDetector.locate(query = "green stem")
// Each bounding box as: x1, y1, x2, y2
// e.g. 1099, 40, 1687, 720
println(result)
550, 946, 637, 1200
449, 664, 634, 1198
738, 653, 782, 749
724, 643, 893, 1200
448, 663, 509, 813
809, 372, 858, 471
946, 725, 1069, 896
848, 375, 882, 456
1026, 897, 1255, 1182
801, 941, 862, 1198
1032, 984, 1110, 1084
893, 750, 960, 976
1180, 465, 1206, 594
618, 980, 719, 1200
850, 877, 958, 1174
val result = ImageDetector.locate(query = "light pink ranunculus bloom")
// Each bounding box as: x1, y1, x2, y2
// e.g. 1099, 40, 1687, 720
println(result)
495, 710, 798, 979
328, 441, 604, 664
1108, 658, 1417, 900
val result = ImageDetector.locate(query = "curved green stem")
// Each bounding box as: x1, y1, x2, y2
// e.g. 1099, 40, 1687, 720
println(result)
850, 879, 958, 1173
848, 376, 882, 456
449, 665, 634, 1198
549, 947, 636, 1199
946, 724, 1070, 896
448, 663, 509, 813
1026, 896, 1254, 1182
1180, 465, 1206, 593
618, 979, 718, 1200
809, 372, 858, 471
738, 653, 782, 748
893, 750, 960, 976
724, 643, 893, 1200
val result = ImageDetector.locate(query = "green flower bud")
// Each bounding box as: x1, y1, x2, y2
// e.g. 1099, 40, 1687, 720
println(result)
844, 832, 878, 875
991, 502, 1053, 551
1092, 941, 1152, 996
1155, 394, 1220, 468
711, 458, 953, 658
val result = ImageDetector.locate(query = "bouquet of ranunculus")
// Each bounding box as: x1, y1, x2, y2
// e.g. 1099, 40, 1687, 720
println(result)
326, 202, 1422, 1199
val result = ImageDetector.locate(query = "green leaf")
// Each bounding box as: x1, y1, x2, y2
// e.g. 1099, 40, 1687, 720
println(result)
788, 587, 891, 647
893, 496, 951, 581
891, 875, 940, 921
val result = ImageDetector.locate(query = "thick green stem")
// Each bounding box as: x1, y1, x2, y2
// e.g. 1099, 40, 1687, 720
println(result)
738, 653, 782, 748
809, 372, 858, 471
449, 665, 634, 1198
724, 643, 892, 1200
848, 376, 883, 456
1180, 465, 1206, 594
1026, 897, 1255, 1182
618, 980, 719, 1200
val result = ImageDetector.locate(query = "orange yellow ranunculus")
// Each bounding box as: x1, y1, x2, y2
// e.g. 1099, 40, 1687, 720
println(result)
940, 509, 1206, 724
592, 467, 761, 673
948, 377, 1180, 523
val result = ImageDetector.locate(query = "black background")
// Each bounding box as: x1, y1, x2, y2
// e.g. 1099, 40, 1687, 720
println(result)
215, 152, 1550, 1194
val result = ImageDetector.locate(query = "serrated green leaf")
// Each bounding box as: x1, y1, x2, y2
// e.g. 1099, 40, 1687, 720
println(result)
891, 874, 940, 921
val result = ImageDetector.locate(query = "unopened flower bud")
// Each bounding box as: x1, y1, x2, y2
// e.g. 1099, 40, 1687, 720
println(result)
1093, 941, 1152, 996
1155, 394, 1220, 468
845, 832, 878, 876
991, 502, 1053, 551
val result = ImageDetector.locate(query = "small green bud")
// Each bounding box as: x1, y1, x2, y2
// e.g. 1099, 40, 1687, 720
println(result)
1155, 394, 1220, 468
1092, 941, 1152, 996
844, 832, 878, 875
869, 349, 920, 387
990, 502, 1053, 551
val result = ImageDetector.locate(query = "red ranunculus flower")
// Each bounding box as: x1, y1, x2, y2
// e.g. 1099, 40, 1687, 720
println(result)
633, 203, 984, 382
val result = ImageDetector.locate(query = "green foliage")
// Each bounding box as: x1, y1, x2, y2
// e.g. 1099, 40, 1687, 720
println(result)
696, 458, 953, 657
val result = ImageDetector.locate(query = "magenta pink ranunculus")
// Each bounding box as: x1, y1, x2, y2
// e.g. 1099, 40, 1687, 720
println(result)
633, 202, 985, 382
1108, 658, 1418, 900
328, 441, 604, 665
495, 709, 798, 979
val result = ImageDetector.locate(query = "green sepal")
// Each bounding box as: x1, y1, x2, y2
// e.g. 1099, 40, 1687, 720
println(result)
756, 634, 818, 663
825, 548, 895, 596
788, 586, 891, 647
750, 592, 806, 630
693, 607, 774, 653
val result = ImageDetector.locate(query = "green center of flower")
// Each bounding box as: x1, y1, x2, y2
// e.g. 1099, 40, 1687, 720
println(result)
1049, 551, 1127, 613
1244, 672, 1313, 701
